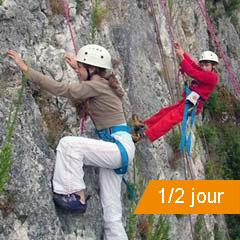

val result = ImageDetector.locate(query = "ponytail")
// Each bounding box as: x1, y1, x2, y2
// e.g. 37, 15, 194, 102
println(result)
86, 59, 124, 98
103, 72, 124, 98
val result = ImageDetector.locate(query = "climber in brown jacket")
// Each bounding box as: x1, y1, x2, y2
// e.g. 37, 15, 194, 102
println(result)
7, 45, 135, 240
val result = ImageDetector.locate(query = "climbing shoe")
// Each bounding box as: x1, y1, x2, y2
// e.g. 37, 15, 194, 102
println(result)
132, 114, 144, 131
131, 128, 145, 143
128, 114, 145, 143
53, 192, 89, 213
131, 133, 141, 143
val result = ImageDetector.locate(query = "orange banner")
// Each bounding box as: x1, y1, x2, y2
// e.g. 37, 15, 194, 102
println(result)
134, 180, 240, 214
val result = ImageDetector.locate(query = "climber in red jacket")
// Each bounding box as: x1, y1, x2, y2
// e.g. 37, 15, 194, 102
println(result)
132, 43, 219, 142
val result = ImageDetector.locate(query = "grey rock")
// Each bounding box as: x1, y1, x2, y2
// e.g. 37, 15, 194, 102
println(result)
1, 0, 238, 239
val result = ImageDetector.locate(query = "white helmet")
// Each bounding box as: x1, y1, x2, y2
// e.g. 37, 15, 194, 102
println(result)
199, 51, 219, 64
76, 44, 112, 69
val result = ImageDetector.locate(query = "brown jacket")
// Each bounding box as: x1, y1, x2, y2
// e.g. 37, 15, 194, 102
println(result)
26, 68, 126, 130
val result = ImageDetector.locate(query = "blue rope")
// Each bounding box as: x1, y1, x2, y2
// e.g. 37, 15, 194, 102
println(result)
186, 104, 197, 155
122, 177, 136, 201
180, 101, 191, 153
96, 125, 136, 200
95, 125, 131, 174
180, 86, 198, 156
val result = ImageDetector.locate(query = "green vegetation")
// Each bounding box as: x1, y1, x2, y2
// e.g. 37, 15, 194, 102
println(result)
168, 129, 181, 152
225, 215, 240, 240
76, 0, 84, 15
0, 75, 27, 194
50, 0, 64, 15
194, 215, 212, 240
167, 129, 181, 169
168, 0, 173, 21
205, 0, 240, 20
214, 222, 225, 240
126, 146, 140, 240
199, 86, 240, 180
35, 93, 70, 149
133, 214, 169, 240
127, 197, 138, 240
90, 0, 108, 43
90, 0, 98, 43
205, 1, 223, 22
148, 215, 169, 240
175, 214, 186, 219
194, 215, 204, 240
125, 147, 170, 239
224, 0, 240, 15
230, 14, 240, 27
199, 86, 240, 239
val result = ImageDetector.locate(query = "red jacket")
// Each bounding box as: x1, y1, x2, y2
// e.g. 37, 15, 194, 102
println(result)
180, 52, 218, 112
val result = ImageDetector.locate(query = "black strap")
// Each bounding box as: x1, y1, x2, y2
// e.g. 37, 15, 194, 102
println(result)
86, 67, 91, 80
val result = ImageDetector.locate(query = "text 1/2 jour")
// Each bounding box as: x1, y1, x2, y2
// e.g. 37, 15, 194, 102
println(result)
159, 188, 224, 207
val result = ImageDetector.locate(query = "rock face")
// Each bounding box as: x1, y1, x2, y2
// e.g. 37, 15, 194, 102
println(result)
0, 0, 239, 239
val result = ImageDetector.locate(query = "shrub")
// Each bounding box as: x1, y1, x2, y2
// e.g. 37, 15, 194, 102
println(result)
90, 0, 108, 43
0, 75, 27, 194
50, 0, 64, 15
201, 86, 240, 239
76, 0, 84, 15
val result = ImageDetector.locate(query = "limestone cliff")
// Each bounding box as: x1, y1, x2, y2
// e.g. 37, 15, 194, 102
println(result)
0, 0, 239, 239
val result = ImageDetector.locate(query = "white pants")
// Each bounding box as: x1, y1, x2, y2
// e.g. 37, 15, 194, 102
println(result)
52, 134, 135, 240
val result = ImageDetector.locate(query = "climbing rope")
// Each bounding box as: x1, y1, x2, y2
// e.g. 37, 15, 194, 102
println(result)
150, 1, 230, 238
149, 0, 195, 180
196, 0, 240, 101
159, 0, 180, 97
148, 0, 175, 103
149, 2, 195, 238
156, 1, 196, 180
61, 0, 87, 134
179, 76, 217, 239
157, 1, 196, 184
156, 2, 213, 233
61, 0, 78, 54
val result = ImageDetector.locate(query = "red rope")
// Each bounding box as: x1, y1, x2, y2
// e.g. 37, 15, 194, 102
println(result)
61, 0, 86, 134
159, 0, 180, 96
196, 0, 240, 101
159, 0, 175, 56
149, 0, 175, 103
61, 0, 78, 55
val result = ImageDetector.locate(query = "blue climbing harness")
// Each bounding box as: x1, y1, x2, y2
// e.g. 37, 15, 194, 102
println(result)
96, 125, 136, 200
96, 125, 131, 174
180, 85, 198, 156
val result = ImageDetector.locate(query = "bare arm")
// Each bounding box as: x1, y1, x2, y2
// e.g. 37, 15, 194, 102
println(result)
6, 50, 28, 72
6, 50, 99, 100
174, 42, 184, 61
64, 53, 78, 71
7, 50, 78, 72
